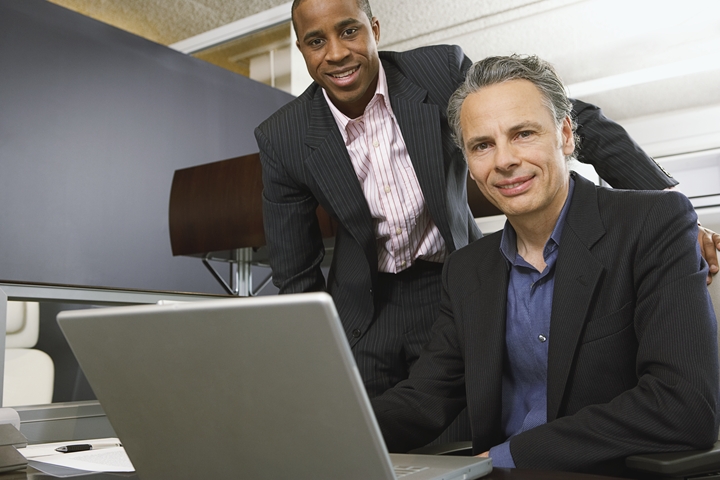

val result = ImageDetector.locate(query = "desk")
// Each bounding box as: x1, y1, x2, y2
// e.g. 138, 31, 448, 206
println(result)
0, 467, 628, 479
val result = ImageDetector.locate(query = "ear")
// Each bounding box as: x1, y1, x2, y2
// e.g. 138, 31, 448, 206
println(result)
561, 116, 575, 156
371, 17, 380, 44
468, 168, 476, 182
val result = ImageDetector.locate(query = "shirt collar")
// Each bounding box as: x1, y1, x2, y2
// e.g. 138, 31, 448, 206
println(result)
323, 63, 391, 144
500, 176, 576, 266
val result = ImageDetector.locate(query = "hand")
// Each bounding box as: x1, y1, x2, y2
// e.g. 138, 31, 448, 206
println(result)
476, 451, 489, 458
698, 225, 720, 285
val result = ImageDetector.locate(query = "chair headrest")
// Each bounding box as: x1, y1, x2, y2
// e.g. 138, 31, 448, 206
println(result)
5, 302, 40, 349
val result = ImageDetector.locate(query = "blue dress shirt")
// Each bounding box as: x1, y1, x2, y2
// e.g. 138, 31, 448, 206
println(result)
489, 178, 575, 468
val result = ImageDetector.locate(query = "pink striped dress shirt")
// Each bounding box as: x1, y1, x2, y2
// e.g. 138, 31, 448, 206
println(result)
323, 64, 446, 273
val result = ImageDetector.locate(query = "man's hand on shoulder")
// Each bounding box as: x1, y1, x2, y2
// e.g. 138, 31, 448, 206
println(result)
698, 224, 720, 285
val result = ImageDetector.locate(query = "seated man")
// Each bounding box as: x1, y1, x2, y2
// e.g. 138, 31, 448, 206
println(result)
371, 54, 720, 476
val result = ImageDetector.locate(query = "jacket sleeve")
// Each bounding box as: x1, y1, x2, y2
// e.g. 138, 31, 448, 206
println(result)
510, 191, 718, 472
255, 126, 327, 294
571, 98, 678, 190
448, 45, 483, 242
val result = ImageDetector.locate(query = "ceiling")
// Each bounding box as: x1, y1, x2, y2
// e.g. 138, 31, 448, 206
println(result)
48, 0, 720, 122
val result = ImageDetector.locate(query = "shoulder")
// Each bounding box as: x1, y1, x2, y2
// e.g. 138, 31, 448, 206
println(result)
380, 45, 468, 85
570, 173, 695, 229
596, 185, 695, 225
380, 45, 465, 67
583, 184, 699, 259
255, 83, 320, 136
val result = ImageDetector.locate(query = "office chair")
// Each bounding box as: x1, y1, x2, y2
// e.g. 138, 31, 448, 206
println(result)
3, 301, 54, 406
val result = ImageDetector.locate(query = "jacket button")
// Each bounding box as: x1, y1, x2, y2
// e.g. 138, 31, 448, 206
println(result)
352, 329, 362, 338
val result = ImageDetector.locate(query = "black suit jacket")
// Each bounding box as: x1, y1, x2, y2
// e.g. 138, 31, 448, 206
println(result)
255, 45, 677, 346
373, 173, 719, 475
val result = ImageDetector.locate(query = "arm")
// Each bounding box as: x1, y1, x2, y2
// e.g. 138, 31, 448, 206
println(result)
255, 127, 326, 294
510, 192, 719, 471
571, 98, 677, 190
449, 46, 483, 242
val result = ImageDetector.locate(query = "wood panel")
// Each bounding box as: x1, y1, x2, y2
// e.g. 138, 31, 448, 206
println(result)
169, 153, 336, 256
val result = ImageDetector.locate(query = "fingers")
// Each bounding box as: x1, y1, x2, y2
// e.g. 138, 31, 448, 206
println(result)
698, 226, 720, 285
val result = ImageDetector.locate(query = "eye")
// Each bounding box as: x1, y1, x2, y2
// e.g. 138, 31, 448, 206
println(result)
307, 38, 325, 48
517, 130, 534, 139
469, 142, 491, 152
342, 27, 359, 37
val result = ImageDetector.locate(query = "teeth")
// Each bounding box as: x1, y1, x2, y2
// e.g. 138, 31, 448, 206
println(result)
332, 68, 357, 78
499, 181, 524, 189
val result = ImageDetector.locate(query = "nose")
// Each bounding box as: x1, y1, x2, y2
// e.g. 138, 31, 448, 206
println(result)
326, 37, 350, 63
494, 142, 520, 171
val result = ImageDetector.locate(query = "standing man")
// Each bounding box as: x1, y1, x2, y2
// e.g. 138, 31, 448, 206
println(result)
371, 55, 719, 475
254, 0, 716, 441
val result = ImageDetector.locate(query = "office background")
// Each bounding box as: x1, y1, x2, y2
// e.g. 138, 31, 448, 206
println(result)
2, 0, 720, 406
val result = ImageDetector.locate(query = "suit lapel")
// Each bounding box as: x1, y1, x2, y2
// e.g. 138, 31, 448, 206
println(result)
304, 88, 377, 276
546, 174, 606, 421
383, 61, 455, 250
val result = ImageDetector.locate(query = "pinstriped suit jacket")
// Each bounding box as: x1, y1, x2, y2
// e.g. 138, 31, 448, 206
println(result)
372, 173, 719, 476
254, 45, 677, 347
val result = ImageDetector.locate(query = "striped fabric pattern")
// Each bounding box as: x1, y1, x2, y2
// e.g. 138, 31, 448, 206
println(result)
324, 65, 445, 273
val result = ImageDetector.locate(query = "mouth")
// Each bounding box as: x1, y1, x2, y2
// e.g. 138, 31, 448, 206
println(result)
330, 67, 358, 78
326, 66, 360, 87
494, 175, 533, 196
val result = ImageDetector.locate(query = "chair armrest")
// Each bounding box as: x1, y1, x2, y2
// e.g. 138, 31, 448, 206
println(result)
626, 441, 720, 478
409, 441, 473, 456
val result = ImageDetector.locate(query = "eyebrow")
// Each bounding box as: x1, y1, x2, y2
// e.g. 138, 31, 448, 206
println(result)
508, 121, 544, 134
302, 17, 361, 43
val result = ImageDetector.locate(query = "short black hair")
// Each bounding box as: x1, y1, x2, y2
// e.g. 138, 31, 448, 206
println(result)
291, 0, 374, 36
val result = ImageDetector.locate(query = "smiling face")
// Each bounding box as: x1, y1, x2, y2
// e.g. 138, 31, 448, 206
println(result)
460, 79, 575, 223
293, 0, 381, 119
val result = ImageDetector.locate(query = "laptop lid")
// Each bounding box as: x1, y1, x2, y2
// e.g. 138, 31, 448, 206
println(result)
58, 292, 490, 480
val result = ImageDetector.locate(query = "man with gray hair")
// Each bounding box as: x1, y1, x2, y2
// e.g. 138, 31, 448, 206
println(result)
371, 55, 719, 475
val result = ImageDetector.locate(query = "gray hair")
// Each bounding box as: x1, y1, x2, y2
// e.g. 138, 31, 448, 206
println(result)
447, 55, 578, 157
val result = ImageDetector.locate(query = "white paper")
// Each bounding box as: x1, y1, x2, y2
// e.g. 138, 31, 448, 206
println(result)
20, 438, 134, 473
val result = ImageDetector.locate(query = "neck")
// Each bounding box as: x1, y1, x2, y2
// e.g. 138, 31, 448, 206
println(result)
508, 182, 570, 271
334, 74, 379, 119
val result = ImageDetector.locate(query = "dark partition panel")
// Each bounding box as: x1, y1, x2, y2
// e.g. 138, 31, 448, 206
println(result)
0, 1, 293, 294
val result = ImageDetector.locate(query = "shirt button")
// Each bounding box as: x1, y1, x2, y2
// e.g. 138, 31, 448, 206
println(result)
538, 334, 547, 343
384, 185, 391, 193
373, 140, 379, 148
401, 260, 407, 268
352, 329, 362, 338
396, 227, 402, 235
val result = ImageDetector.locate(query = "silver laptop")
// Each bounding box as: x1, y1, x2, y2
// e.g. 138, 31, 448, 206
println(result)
58, 292, 492, 480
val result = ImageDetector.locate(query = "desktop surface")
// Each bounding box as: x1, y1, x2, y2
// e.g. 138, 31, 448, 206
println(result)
7, 466, 628, 479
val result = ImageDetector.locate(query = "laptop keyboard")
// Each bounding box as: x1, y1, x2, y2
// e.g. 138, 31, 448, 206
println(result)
394, 465, 430, 477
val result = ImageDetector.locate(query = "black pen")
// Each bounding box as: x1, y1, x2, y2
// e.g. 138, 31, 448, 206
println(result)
56, 444, 92, 453
55, 441, 122, 453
